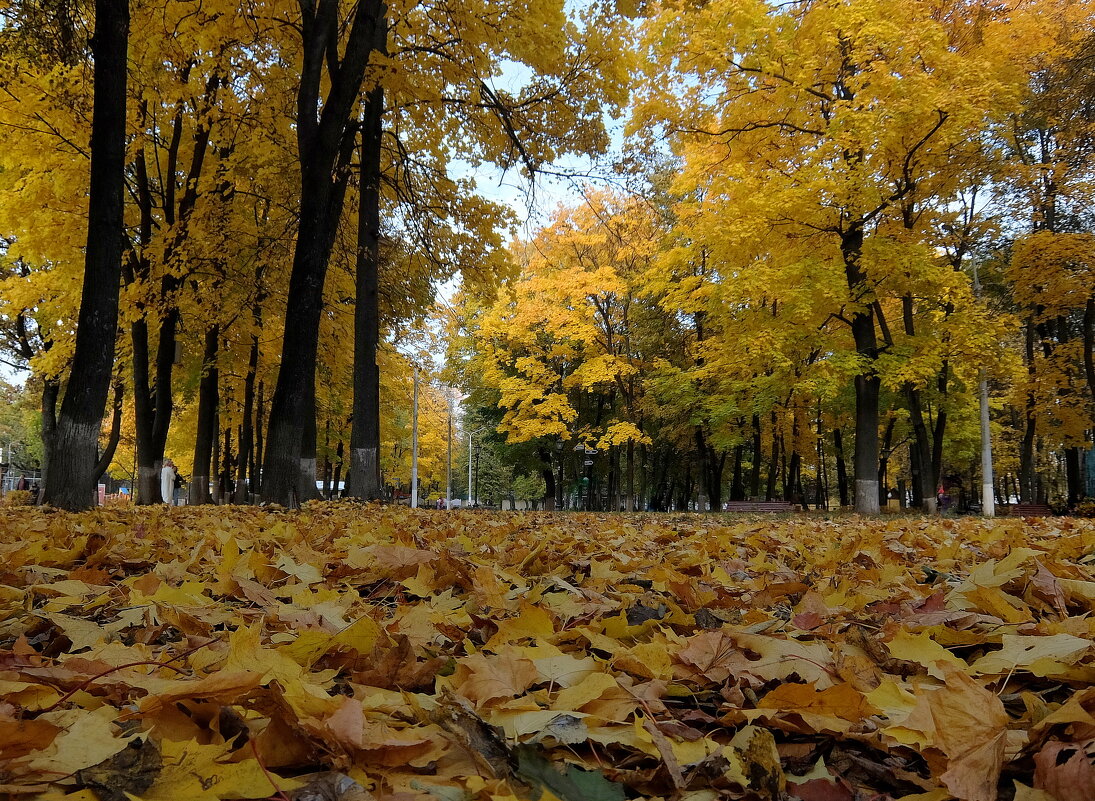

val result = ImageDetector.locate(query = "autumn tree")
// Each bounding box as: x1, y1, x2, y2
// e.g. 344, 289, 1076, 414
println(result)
637, 0, 1039, 513
36, 0, 129, 510
344, 0, 630, 504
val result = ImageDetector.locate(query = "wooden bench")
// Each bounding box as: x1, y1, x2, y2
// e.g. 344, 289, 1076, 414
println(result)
1005, 504, 1053, 517
723, 501, 796, 513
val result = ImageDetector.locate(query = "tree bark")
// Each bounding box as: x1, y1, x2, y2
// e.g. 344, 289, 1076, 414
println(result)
833, 428, 850, 508
92, 379, 124, 483
843, 225, 880, 514
1020, 319, 1037, 503
260, 0, 385, 505
749, 414, 762, 498
537, 446, 556, 511
348, 80, 385, 501
233, 328, 259, 504
730, 443, 744, 501
44, 0, 129, 511
1065, 446, 1081, 507
254, 380, 264, 487
765, 412, 779, 501
37, 379, 59, 503
189, 325, 218, 505
626, 437, 635, 512
1083, 296, 1095, 414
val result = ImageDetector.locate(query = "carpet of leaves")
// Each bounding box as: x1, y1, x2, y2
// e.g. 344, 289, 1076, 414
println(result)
0, 505, 1093, 801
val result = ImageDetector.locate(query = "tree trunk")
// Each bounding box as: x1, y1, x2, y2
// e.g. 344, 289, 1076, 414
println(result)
189, 325, 218, 505
331, 438, 344, 498
44, 0, 129, 511
730, 443, 744, 501
348, 80, 385, 501
260, 0, 385, 505
212, 404, 221, 504
931, 362, 949, 495
833, 428, 850, 508
906, 388, 936, 512
1065, 447, 1082, 507
749, 414, 762, 498
1083, 296, 1094, 412
765, 413, 779, 501
254, 380, 264, 488
537, 447, 556, 511
843, 225, 880, 514
38, 379, 59, 504
626, 437, 635, 512
877, 416, 895, 506
233, 330, 259, 504
92, 379, 124, 483
1020, 319, 1037, 503
222, 425, 233, 501
131, 317, 160, 504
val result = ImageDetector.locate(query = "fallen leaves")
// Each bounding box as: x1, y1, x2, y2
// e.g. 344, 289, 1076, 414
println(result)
0, 504, 1092, 800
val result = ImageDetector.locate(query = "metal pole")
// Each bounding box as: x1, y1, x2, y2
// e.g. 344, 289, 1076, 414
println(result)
973, 263, 995, 518
411, 367, 419, 509
468, 431, 473, 508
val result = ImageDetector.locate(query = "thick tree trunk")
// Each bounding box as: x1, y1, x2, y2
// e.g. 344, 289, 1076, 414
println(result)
260, 0, 384, 505
348, 83, 385, 501
906, 388, 936, 512
843, 225, 880, 514
298, 399, 322, 502
189, 326, 218, 505
1065, 447, 1082, 507
44, 0, 129, 511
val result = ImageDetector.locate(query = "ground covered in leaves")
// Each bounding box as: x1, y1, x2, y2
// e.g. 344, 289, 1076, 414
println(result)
0, 506, 1093, 801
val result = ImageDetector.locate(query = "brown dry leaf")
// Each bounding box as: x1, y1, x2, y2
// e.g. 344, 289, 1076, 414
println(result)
448, 651, 539, 707
755, 682, 879, 733
1033, 739, 1095, 801
890, 668, 1008, 801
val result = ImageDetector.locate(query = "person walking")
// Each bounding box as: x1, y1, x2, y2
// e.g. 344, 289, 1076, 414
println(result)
160, 460, 177, 505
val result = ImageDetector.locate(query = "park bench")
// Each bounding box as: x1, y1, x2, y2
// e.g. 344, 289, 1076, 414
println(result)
1005, 504, 1053, 517
723, 501, 797, 513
